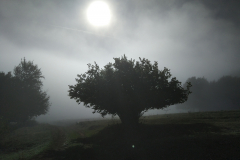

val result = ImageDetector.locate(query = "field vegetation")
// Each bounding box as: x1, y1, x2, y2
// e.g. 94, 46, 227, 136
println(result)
0, 110, 240, 160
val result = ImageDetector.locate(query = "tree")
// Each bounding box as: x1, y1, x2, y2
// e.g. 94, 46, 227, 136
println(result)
0, 58, 50, 123
0, 72, 22, 122
68, 55, 191, 127
176, 76, 240, 111
176, 77, 210, 111
212, 76, 240, 109
14, 58, 44, 90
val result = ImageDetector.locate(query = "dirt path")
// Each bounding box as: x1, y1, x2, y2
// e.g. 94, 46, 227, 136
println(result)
31, 125, 88, 160
30, 126, 67, 160
49, 126, 67, 150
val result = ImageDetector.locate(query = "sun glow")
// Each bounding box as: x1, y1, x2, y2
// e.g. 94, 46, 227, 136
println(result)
87, 1, 111, 26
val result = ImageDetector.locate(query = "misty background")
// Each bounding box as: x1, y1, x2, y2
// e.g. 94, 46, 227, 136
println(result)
0, 0, 239, 122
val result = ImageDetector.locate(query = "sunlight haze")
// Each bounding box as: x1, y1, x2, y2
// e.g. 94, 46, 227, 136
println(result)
87, 1, 111, 26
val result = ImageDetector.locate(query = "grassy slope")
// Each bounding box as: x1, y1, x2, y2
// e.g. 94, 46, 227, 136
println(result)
1, 110, 240, 160
0, 124, 52, 160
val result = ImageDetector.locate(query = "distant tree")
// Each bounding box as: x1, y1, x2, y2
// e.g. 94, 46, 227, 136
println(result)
0, 58, 50, 123
176, 76, 240, 111
69, 55, 191, 127
212, 76, 240, 109
14, 58, 44, 90
176, 77, 210, 111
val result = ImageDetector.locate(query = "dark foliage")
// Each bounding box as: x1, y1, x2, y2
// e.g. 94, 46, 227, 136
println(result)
176, 76, 240, 111
69, 55, 191, 126
0, 58, 50, 123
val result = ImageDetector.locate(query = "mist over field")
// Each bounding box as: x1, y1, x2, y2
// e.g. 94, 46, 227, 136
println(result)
0, 0, 240, 123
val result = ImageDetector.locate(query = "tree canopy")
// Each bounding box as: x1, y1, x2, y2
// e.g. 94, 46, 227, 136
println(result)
14, 58, 44, 90
0, 58, 50, 123
69, 55, 191, 126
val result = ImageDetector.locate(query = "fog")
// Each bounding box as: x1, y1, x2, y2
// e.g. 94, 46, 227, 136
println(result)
0, 0, 239, 122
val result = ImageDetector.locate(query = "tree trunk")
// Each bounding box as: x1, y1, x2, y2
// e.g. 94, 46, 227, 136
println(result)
117, 112, 141, 128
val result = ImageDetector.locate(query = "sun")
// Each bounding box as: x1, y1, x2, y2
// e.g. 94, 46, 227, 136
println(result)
87, 1, 111, 26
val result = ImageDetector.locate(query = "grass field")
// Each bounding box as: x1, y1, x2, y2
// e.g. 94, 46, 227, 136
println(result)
0, 110, 240, 160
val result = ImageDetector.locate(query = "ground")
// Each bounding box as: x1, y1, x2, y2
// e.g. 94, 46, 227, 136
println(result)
1, 110, 240, 160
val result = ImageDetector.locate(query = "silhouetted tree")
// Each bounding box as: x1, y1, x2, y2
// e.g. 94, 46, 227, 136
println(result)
212, 76, 240, 110
176, 76, 240, 111
69, 55, 191, 127
176, 77, 210, 111
0, 72, 22, 122
0, 58, 50, 123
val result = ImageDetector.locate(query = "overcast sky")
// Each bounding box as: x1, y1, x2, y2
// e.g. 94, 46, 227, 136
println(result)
1, 0, 240, 122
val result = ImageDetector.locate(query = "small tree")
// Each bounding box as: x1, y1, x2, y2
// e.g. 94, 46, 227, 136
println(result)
13, 58, 50, 122
0, 58, 50, 123
69, 55, 191, 127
